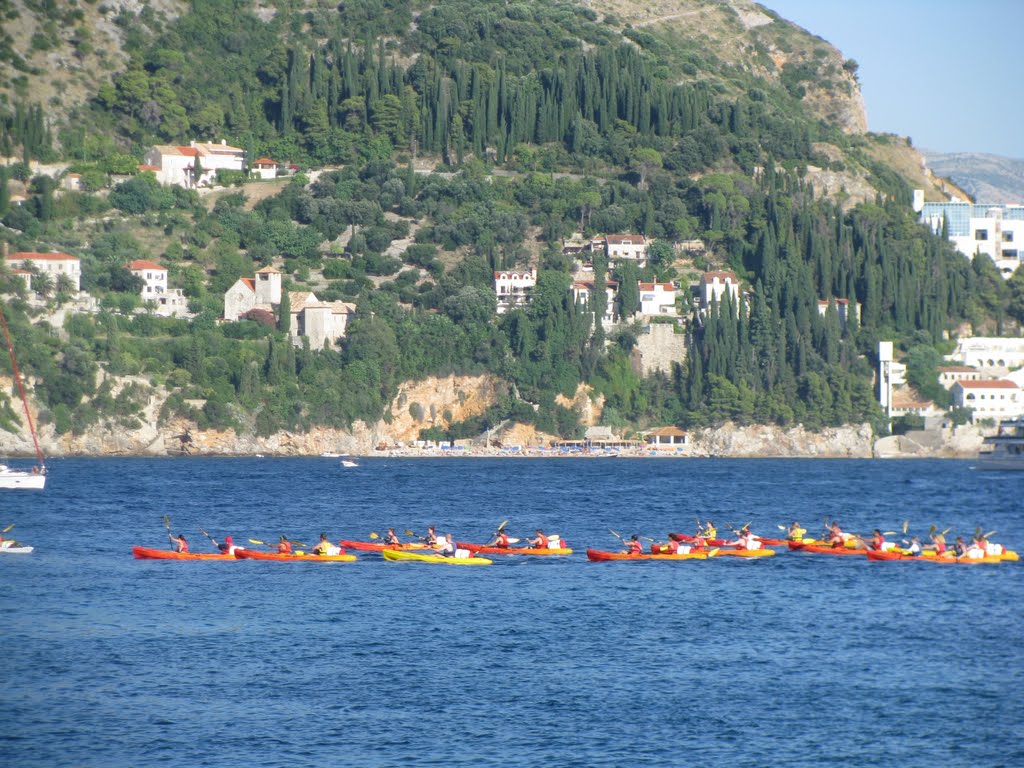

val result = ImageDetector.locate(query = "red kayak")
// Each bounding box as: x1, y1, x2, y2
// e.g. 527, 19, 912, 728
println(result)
339, 540, 429, 552
236, 549, 357, 562
587, 548, 709, 561
788, 541, 868, 556
866, 549, 1003, 564
458, 542, 574, 556
132, 545, 236, 561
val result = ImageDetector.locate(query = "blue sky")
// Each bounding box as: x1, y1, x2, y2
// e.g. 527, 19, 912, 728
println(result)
762, 0, 1024, 159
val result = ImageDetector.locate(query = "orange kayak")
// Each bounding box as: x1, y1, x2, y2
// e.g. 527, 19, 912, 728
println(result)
132, 545, 235, 561
788, 542, 868, 556
866, 550, 1003, 564
235, 549, 357, 562
339, 540, 428, 552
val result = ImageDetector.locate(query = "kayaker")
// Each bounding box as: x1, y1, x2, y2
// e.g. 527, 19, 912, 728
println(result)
902, 536, 923, 556
827, 522, 845, 548
953, 536, 968, 559
485, 528, 511, 548
733, 528, 761, 550
424, 526, 438, 547
383, 528, 401, 545
168, 532, 189, 553
869, 529, 886, 551
311, 533, 340, 556
667, 532, 690, 555
622, 534, 643, 555
929, 531, 947, 555
213, 535, 240, 555
702, 520, 718, 539
527, 529, 548, 549
693, 530, 708, 550
788, 521, 806, 541
435, 533, 456, 557
276, 535, 292, 554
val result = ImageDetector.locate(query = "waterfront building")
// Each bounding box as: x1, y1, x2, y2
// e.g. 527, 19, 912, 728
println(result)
952, 379, 1023, 421
917, 193, 1024, 277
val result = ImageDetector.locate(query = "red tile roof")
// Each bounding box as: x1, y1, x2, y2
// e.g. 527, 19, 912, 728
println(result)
639, 282, 674, 291
137, 164, 161, 171
252, 158, 278, 166
127, 260, 166, 271
240, 278, 256, 293
957, 380, 1018, 390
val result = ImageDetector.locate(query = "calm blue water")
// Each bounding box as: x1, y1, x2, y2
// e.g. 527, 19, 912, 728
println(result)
1, 458, 1021, 768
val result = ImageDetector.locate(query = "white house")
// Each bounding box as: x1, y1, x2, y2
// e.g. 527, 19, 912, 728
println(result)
494, 269, 537, 314
938, 366, 984, 390
6, 251, 81, 292
126, 260, 189, 317
817, 298, 861, 331
947, 337, 1024, 372
6, 268, 32, 292
699, 271, 739, 312
291, 298, 357, 350
918, 195, 1024, 278
142, 140, 246, 188
251, 157, 279, 180
638, 281, 676, 317
605, 234, 647, 264
952, 379, 1023, 421
571, 278, 619, 328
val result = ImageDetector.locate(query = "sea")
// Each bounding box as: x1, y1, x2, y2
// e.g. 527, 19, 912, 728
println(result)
1, 457, 1021, 768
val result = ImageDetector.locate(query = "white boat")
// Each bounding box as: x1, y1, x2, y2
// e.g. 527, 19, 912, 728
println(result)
0, 307, 46, 490
321, 452, 349, 458
976, 418, 1024, 471
340, 459, 359, 468
0, 544, 33, 554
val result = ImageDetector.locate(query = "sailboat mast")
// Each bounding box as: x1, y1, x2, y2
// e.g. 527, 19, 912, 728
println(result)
0, 306, 45, 470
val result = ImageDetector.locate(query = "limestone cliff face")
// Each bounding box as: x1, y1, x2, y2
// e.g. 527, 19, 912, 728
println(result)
689, 422, 875, 458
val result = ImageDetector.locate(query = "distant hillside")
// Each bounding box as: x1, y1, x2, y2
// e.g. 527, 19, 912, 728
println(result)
922, 151, 1024, 204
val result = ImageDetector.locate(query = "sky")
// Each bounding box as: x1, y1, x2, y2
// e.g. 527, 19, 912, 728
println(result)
761, 0, 1024, 159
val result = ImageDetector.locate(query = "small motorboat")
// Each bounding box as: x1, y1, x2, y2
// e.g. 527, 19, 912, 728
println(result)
340, 459, 359, 468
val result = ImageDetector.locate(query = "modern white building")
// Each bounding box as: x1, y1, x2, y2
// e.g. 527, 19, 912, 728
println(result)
947, 337, 1024, 372
952, 379, 1023, 421
937, 366, 984, 390
878, 341, 907, 419
494, 269, 537, 314
5, 251, 81, 292
142, 140, 246, 188
917, 194, 1024, 277
638, 281, 677, 317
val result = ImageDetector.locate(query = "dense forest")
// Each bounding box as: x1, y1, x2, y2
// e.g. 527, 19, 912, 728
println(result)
2, 0, 1023, 442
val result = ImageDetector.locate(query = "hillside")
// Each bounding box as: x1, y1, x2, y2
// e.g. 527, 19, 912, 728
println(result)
921, 151, 1024, 204
1, 0, 1021, 456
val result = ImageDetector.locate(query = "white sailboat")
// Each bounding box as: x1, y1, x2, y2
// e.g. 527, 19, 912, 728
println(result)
0, 306, 46, 490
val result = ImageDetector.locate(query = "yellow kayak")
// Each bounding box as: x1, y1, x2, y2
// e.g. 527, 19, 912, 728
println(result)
382, 548, 492, 565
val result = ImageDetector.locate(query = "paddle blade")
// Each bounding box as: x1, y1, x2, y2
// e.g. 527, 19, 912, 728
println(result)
497, 519, 510, 532
2, 523, 15, 533
707, 548, 720, 558
902, 520, 909, 534
404, 530, 416, 537
608, 528, 622, 541
369, 532, 379, 539
941, 527, 952, 535
163, 515, 170, 531
984, 530, 997, 538
248, 539, 266, 545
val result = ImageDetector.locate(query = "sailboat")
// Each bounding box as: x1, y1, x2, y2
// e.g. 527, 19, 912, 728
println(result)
0, 306, 46, 490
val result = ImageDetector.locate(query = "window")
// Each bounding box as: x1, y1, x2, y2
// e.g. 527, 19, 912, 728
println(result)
1003, 232, 1014, 242
975, 229, 989, 240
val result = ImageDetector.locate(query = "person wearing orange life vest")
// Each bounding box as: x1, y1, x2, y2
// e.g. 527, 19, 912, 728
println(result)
929, 531, 947, 555
733, 528, 761, 550
622, 534, 643, 555
869, 529, 887, 551
168, 532, 188, 553
484, 527, 511, 548
667, 532, 690, 555
527, 529, 548, 549
212, 535, 241, 555
276, 535, 292, 554
827, 521, 845, 548
692, 530, 708, 550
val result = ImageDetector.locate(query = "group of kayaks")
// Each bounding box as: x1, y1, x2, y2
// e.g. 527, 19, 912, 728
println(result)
127, 522, 1019, 567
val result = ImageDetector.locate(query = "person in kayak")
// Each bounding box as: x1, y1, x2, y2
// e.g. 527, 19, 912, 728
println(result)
276, 535, 292, 555
902, 536, 923, 556
692, 530, 708, 550
527, 529, 548, 549
311, 533, 342, 556
701, 520, 718, 539
732, 528, 761, 550
213, 535, 240, 555
622, 534, 643, 555
827, 521, 845, 548
869, 529, 887, 551
423, 527, 438, 547
168, 532, 188, 553
667, 532, 690, 554
788, 521, 806, 541
952, 536, 968, 559
383, 528, 401, 545
435, 533, 456, 557
484, 527, 511, 548
928, 531, 947, 555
